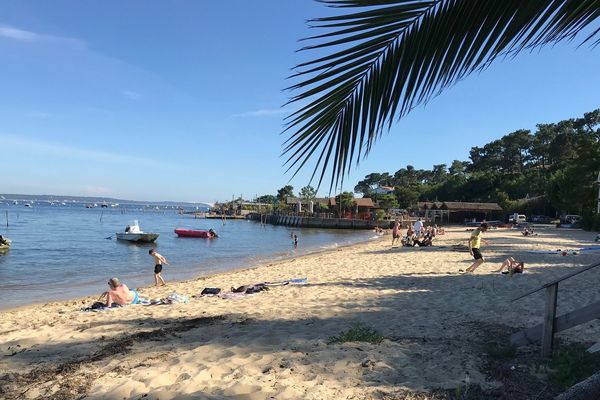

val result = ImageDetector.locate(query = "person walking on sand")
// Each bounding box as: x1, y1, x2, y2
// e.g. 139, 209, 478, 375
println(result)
391, 219, 401, 247
149, 249, 169, 286
465, 223, 489, 273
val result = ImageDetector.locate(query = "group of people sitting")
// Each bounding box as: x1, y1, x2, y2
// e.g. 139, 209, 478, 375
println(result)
521, 225, 537, 236
391, 219, 443, 248
401, 225, 435, 247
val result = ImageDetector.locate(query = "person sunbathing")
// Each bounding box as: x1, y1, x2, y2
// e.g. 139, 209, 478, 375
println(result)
495, 257, 524, 274
102, 277, 140, 307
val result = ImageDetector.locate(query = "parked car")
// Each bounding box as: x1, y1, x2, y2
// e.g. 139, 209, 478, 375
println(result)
530, 215, 553, 224
560, 214, 582, 227
508, 213, 527, 224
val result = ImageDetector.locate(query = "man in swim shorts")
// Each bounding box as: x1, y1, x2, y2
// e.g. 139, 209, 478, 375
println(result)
465, 223, 489, 273
105, 277, 139, 307
149, 249, 169, 286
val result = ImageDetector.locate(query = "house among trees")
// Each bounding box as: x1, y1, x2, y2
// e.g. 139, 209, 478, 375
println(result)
372, 185, 395, 195
419, 201, 503, 224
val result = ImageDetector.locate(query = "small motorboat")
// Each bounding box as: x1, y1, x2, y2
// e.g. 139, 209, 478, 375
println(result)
174, 228, 218, 238
0, 236, 11, 253
116, 221, 159, 243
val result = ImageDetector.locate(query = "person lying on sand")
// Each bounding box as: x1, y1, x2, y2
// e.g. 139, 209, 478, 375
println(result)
101, 277, 140, 307
494, 257, 524, 274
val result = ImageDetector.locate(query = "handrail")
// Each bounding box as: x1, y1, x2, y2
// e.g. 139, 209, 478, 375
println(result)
512, 260, 600, 302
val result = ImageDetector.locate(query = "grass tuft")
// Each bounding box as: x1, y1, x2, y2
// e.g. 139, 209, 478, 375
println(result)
328, 321, 384, 344
545, 342, 600, 390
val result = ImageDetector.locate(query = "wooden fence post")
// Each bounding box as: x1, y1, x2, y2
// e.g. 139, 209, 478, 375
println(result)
541, 283, 559, 357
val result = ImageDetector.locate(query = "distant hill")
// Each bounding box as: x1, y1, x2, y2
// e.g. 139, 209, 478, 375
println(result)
0, 194, 213, 208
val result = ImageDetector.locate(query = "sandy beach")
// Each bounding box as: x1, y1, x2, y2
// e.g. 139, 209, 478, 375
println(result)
2, 226, 600, 399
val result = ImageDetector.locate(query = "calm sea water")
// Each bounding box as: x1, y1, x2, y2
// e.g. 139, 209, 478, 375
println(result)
0, 203, 373, 309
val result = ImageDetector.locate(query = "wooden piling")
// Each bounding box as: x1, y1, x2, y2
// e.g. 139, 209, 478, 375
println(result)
541, 283, 559, 357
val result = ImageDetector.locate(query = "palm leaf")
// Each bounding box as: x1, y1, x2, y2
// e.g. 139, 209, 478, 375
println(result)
284, 0, 600, 191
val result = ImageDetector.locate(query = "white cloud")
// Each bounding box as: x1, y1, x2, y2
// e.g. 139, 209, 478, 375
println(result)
123, 90, 142, 101
231, 107, 294, 118
0, 24, 85, 49
0, 134, 175, 169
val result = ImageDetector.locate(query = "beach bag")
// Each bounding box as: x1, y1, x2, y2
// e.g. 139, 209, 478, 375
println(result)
91, 301, 106, 310
201, 287, 221, 295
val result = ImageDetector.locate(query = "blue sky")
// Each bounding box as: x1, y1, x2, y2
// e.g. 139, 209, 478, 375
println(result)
1, 1, 599, 202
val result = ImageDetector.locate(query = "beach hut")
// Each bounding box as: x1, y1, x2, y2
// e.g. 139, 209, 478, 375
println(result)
439, 202, 503, 223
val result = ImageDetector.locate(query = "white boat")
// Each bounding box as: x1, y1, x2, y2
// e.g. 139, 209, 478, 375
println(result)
116, 220, 159, 243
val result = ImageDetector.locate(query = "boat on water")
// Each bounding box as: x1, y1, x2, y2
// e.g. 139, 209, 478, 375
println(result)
116, 221, 159, 243
174, 228, 218, 238
0, 236, 11, 252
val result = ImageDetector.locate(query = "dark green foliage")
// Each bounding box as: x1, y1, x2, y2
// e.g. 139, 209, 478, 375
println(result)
328, 321, 384, 344
276, 185, 294, 203
485, 343, 517, 361
256, 195, 278, 204
350, 109, 600, 221
545, 343, 600, 390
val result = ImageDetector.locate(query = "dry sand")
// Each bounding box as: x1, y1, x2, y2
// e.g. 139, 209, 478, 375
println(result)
1, 226, 600, 399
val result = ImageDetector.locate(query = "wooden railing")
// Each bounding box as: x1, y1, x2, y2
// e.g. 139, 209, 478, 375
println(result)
511, 261, 600, 357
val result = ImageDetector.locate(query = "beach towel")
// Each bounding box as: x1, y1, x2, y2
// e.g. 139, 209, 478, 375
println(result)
265, 278, 308, 286
231, 284, 269, 294
160, 293, 189, 304
219, 292, 252, 300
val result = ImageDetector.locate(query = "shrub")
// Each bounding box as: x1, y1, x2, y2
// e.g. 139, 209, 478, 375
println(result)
328, 321, 384, 344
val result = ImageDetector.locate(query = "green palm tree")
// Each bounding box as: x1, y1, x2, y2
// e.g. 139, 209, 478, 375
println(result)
284, 0, 600, 190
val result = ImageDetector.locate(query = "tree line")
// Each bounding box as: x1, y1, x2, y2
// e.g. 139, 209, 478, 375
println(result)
353, 109, 600, 226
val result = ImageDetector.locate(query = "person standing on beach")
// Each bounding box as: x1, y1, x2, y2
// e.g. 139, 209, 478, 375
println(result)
293, 234, 298, 248
149, 249, 169, 286
465, 223, 489, 273
391, 219, 401, 247
413, 218, 424, 237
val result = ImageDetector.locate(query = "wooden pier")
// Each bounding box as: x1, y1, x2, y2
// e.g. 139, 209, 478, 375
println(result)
247, 213, 391, 230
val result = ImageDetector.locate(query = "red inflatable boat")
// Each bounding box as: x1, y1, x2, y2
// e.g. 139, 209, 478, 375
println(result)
174, 228, 213, 238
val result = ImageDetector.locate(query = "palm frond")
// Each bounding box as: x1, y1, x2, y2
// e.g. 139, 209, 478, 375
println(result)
284, 0, 600, 191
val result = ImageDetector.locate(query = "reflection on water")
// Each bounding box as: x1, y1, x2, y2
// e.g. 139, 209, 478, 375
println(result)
0, 203, 372, 309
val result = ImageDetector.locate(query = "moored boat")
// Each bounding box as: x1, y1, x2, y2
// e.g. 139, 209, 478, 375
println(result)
116, 221, 159, 243
174, 228, 218, 238
0, 236, 11, 252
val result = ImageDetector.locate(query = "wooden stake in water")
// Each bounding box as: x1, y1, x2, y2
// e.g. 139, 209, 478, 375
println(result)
5, 210, 7, 227
100, 211, 103, 223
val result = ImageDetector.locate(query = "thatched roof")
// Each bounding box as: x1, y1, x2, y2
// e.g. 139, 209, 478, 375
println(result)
440, 202, 503, 211
419, 201, 502, 211
354, 198, 375, 207
418, 201, 443, 209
